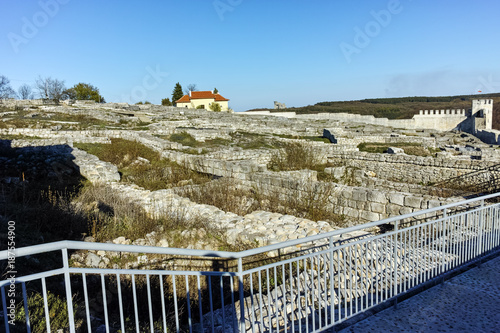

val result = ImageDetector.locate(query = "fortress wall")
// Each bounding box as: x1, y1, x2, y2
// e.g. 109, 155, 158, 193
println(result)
413, 114, 467, 131
359, 176, 451, 196
475, 129, 500, 145
0, 99, 47, 107
327, 151, 495, 185
243, 108, 474, 132
244, 170, 457, 223
335, 135, 436, 147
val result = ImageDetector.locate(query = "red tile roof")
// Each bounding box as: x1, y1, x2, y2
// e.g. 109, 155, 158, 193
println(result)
176, 91, 229, 103
214, 94, 229, 101
176, 95, 191, 103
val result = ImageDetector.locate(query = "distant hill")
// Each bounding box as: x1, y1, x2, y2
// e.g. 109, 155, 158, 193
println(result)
248, 93, 500, 130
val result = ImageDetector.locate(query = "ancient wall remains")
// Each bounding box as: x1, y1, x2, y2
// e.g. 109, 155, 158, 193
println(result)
328, 151, 496, 185
243, 170, 457, 223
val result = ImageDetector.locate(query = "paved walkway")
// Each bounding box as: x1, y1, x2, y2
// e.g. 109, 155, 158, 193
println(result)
338, 255, 500, 332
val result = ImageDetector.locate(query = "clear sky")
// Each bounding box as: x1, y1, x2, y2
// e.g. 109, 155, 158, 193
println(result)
1, 0, 500, 111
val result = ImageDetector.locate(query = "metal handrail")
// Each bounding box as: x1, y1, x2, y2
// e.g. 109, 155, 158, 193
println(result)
2, 191, 497, 261
2, 192, 500, 332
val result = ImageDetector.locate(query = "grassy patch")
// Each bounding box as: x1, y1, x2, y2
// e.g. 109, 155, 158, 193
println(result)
274, 134, 330, 143
176, 178, 345, 227
169, 132, 199, 147
230, 131, 276, 150
74, 139, 210, 190
268, 141, 324, 171
0, 110, 110, 129
357, 142, 436, 156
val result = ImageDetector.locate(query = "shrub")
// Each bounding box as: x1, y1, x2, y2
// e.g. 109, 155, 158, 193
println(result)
15, 291, 77, 332
75, 139, 210, 191
209, 102, 222, 112
75, 138, 160, 167
176, 177, 345, 227
268, 141, 323, 171
168, 132, 199, 147
177, 178, 258, 216
402, 146, 431, 157
357, 142, 434, 156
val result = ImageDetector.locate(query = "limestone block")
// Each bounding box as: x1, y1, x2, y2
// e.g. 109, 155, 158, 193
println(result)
370, 202, 386, 214
85, 253, 101, 268
352, 189, 367, 201
359, 211, 380, 222
399, 207, 413, 215
386, 204, 401, 216
367, 190, 387, 204
356, 201, 368, 210
156, 239, 169, 247
341, 188, 353, 199
112, 236, 127, 245
388, 193, 405, 206
427, 199, 443, 210
404, 196, 423, 209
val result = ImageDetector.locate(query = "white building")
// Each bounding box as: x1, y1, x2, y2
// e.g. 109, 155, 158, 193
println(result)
176, 91, 230, 111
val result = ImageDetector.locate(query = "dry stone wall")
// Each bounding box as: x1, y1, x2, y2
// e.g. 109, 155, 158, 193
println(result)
328, 151, 496, 184
244, 170, 457, 223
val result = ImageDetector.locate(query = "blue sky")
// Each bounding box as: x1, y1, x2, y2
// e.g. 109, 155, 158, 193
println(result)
1, 0, 499, 111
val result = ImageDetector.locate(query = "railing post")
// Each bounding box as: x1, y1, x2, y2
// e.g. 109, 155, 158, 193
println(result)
393, 220, 399, 302
441, 208, 448, 282
62, 248, 76, 333
329, 235, 335, 322
1, 286, 10, 333
238, 257, 245, 333
478, 200, 485, 267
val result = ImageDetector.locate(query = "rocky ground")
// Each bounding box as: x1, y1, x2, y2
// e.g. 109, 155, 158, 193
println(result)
1, 101, 499, 255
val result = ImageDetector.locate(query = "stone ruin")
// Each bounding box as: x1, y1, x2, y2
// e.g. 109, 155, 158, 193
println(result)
274, 101, 286, 109
3, 99, 500, 332
1, 99, 500, 257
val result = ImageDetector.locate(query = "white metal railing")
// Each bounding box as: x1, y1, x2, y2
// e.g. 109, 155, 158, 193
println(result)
1, 193, 500, 332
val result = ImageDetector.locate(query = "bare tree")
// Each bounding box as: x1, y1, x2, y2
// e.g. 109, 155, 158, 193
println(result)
34, 76, 66, 100
0, 75, 17, 99
184, 83, 197, 95
18, 84, 34, 99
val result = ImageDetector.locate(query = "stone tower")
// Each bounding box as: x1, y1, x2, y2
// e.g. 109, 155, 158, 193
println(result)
472, 99, 494, 131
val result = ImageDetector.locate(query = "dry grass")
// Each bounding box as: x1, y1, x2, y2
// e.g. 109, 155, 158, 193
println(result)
268, 141, 324, 171
176, 178, 258, 216
358, 142, 438, 157
74, 139, 211, 190
176, 177, 345, 227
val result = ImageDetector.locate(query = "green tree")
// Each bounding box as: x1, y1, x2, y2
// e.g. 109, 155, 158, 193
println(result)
213, 87, 218, 94
66, 82, 105, 102
209, 102, 222, 112
161, 98, 172, 106
172, 82, 184, 106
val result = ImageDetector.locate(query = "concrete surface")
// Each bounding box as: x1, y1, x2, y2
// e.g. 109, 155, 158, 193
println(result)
338, 255, 500, 332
